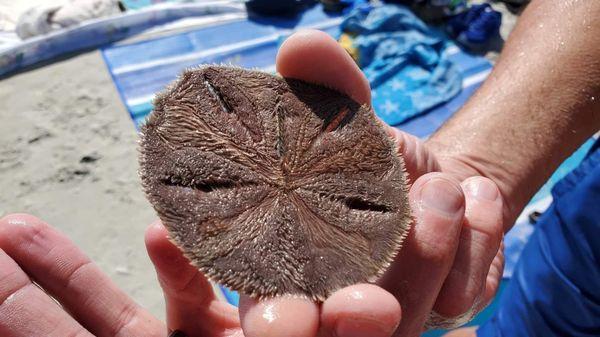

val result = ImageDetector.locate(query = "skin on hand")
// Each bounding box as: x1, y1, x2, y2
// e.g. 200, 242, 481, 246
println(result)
0, 213, 165, 337
278, 30, 504, 333
3, 1, 597, 335
0, 214, 402, 337
0, 30, 503, 337
427, 0, 600, 227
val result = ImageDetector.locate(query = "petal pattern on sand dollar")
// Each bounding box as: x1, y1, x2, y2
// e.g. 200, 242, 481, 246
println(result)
140, 66, 411, 301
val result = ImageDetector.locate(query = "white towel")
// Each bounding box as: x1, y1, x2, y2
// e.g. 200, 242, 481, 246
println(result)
15, 0, 121, 39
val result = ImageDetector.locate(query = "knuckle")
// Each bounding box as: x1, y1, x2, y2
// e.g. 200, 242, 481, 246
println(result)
477, 223, 503, 253
436, 292, 481, 321
467, 230, 498, 260
0, 249, 31, 306
63, 259, 94, 292
464, 210, 504, 251
110, 301, 140, 337
490, 224, 504, 248
438, 267, 482, 316
416, 229, 462, 267
418, 241, 455, 267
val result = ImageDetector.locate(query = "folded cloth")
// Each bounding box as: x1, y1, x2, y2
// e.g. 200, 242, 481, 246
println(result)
341, 4, 462, 125
16, 0, 120, 39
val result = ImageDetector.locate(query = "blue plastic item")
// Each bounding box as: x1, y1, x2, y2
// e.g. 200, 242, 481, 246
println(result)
478, 141, 600, 337
447, 3, 488, 37
460, 5, 501, 44
447, 3, 501, 45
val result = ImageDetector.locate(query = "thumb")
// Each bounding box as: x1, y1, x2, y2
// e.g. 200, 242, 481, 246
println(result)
276, 30, 439, 181
145, 221, 239, 336
276, 29, 371, 105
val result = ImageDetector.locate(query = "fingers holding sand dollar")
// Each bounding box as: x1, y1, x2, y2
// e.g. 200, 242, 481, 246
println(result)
320, 284, 401, 337
238, 283, 400, 337
379, 173, 465, 336
145, 221, 240, 336
428, 177, 504, 329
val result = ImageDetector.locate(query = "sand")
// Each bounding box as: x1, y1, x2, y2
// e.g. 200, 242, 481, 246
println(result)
0, 51, 165, 317
0, 2, 520, 322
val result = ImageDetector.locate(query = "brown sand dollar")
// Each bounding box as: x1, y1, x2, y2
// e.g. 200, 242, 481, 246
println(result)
139, 66, 411, 301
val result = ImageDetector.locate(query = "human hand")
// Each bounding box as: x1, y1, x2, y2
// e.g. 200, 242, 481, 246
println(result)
0, 30, 504, 337
276, 30, 505, 334
0, 213, 166, 337
0, 162, 500, 337
0, 214, 402, 337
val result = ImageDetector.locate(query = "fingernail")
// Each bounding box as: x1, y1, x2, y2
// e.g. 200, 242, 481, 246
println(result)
336, 318, 391, 337
421, 178, 463, 215
465, 178, 498, 201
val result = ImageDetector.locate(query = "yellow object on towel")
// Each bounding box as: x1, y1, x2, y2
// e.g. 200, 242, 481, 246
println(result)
338, 32, 359, 64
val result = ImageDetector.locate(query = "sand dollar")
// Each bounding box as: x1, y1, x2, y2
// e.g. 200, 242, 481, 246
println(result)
139, 66, 411, 301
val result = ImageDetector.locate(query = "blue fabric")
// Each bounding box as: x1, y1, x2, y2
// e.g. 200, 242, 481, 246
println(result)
341, 4, 462, 125
477, 141, 600, 337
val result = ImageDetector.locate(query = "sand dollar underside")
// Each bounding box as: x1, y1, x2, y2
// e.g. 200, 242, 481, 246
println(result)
139, 66, 410, 301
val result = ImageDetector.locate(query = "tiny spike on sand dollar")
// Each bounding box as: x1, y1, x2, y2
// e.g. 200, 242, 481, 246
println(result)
139, 65, 411, 301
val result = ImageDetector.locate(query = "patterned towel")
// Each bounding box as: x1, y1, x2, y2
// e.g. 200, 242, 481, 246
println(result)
341, 4, 462, 125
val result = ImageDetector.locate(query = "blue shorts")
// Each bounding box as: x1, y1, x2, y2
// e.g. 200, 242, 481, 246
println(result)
477, 141, 600, 337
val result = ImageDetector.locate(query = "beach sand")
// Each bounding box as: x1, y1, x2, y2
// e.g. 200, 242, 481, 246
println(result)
0, 2, 519, 321
0, 51, 165, 317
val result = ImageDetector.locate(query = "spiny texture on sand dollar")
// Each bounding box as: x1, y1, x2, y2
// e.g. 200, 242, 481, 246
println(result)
139, 66, 411, 301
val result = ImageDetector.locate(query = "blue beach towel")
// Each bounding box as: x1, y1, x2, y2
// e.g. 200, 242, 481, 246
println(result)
341, 4, 462, 125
